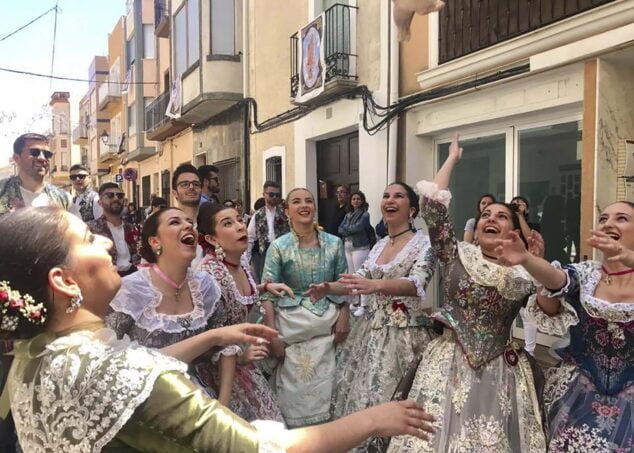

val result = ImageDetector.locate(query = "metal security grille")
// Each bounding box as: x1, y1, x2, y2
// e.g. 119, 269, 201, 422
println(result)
161, 170, 171, 202
265, 156, 282, 190
142, 175, 151, 206
215, 157, 241, 203
438, 0, 617, 63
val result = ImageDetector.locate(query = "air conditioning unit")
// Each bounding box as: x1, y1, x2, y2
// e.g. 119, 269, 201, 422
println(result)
618, 139, 634, 201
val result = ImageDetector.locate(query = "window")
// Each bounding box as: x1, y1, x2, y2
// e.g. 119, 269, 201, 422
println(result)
161, 170, 171, 201
153, 172, 159, 197
211, 0, 235, 55
174, 0, 200, 77
126, 37, 135, 70
60, 139, 68, 148
265, 156, 282, 188
142, 175, 151, 206
128, 104, 136, 136
143, 25, 155, 59
143, 97, 152, 130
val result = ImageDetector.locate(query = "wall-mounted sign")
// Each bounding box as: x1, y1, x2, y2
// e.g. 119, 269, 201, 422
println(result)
114, 174, 123, 184
123, 168, 137, 181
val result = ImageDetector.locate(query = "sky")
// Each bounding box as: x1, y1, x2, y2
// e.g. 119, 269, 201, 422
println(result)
0, 0, 125, 166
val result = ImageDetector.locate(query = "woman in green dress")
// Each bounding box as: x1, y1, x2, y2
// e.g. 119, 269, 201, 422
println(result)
261, 188, 350, 428
0, 207, 436, 452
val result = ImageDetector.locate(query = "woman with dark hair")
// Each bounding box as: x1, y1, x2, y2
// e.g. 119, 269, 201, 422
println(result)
496, 200, 633, 451
0, 207, 436, 451
260, 188, 350, 428
388, 135, 547, 452
196, 201, 290, 422
338, 190, 373, 316
463, 193, 496, 243
313, 182, 436, 452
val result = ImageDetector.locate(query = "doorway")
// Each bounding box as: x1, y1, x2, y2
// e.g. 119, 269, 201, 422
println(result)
316, 131, 359, 226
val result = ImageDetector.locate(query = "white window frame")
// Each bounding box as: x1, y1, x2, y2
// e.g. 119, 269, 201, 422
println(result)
262, 146, 286, 194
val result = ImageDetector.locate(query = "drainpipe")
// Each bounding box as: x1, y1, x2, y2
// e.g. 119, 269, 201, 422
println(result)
386, 1, 398, 184
242, 0, 251, 205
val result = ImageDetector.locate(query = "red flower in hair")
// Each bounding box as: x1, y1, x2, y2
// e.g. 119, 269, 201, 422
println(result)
30, 310, 43, 321
0, 290, 8, 302
8, 298, 24, 309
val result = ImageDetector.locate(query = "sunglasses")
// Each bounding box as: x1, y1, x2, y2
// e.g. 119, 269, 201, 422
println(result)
29, 148, 53, 160
177, 181, 202, 189
70, 174, 88, 181
103, 192, 125, 200
265, 192, 281, 198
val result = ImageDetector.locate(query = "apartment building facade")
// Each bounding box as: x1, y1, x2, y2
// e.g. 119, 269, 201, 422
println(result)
48, 91, 72, 188
397, 0, 634, 345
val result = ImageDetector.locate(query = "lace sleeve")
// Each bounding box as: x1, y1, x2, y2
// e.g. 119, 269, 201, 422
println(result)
525, 294, 579, 336
540, 262, 580, 298
416, 181, 458, 267
401, 238, 436, 302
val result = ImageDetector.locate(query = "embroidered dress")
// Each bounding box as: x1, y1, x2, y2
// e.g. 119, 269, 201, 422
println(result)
105, 268, 235, 400
525, 261, 633, 452
332, 230, 436, 426
261, 230, 347, 427
5, 323, 289, 452
388, 182, 547, 453
197, 254, 284, 422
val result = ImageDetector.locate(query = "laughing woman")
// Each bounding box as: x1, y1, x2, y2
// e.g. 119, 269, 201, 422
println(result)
260, 188, 350, 428
387, 135, 547, 452
196, 201, 289, 422
495, 202, 634, 451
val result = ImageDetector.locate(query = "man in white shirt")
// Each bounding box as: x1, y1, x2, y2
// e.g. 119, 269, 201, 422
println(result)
69, 164, 102, 222
0, 132, 71, 215
87, 183, 139, 277
246, 181, 290, 283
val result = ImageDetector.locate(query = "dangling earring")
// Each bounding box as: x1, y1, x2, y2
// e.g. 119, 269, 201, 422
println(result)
155, 245, 163, 257
66, 290, 84, 314
408, 214, 415, 230
215, 245, 226, 261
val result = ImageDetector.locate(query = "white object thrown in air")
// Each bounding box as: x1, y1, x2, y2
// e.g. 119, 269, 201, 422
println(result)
392, 0, 446, 41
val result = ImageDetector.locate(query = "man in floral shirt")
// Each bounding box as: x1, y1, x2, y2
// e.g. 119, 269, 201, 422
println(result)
88, 183, 141, 277
246, 181, 290, 283
0, 133, 71, 215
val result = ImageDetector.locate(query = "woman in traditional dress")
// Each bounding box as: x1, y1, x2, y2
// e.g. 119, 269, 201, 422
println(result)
495, 201, 633, 451
196, 201, 288, 422
388, 135, 547, 452
0, 206, 436, 451
260, 188, 350, 428
315, 182, 436, 437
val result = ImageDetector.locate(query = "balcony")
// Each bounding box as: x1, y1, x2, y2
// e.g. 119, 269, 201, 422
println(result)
290, 3, 358, 102
72, 124, 88, 145
98, 81, 122, 113
438, 0, 618, 63
155, 0, 169, 38
50, 164, 70, 187
145, 91, 189, 141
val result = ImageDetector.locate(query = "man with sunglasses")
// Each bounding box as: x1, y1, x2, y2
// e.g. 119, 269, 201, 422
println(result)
246, 180, 290, 283
69, 164, 102, 222
87, 183, 140, 277
0, 132, 71, 215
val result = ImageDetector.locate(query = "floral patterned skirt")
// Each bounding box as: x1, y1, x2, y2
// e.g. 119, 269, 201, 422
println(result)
544, 363, 633, 452
387, 329, 547, 452
332, 316, 433, 451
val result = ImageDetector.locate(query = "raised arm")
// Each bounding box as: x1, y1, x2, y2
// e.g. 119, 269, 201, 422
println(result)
434, 133, 462, 190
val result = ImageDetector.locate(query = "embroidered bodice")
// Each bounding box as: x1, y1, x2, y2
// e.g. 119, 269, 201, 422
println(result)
7, 324, 187, 452
417, 181, 535, 369
357, 230, 435, 329
541, 261, 634, 395
197, 254, 260, 327
106, 268, 222, 347
260, 230, 347, 316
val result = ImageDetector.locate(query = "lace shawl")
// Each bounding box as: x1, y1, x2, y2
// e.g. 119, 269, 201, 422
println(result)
8, 327, 187, 452
109, 267, 221, 333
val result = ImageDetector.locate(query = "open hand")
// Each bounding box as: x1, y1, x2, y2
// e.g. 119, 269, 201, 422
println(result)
527, 231, 545, 258
214, 323, 277, 348
495, 230, 529, 267
368, 400, 436, 441
338, 273, 379, 295
306, 282, 331, 302
588, 229, 634, 268
448, 133, 463, 162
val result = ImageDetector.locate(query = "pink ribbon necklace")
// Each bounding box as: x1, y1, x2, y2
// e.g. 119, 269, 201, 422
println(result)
152, 264, 187, 300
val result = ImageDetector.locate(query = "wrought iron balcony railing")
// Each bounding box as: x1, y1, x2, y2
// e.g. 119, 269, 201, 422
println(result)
290, 3, 358, 99
145, 91, 170, 132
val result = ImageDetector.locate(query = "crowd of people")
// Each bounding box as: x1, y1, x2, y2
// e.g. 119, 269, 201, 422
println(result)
0, 132, 631, 452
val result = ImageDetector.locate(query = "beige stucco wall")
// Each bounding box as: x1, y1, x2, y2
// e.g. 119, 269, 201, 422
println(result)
247, 0, 307, 202
399, 14, 429, 97
158, 34, 170, 93
356, 0, 381, 91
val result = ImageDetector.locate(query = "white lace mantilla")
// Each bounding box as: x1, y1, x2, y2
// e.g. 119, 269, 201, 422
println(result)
110, 268, 221, 333
458, 242, 534, 300
9, 328, 187, 452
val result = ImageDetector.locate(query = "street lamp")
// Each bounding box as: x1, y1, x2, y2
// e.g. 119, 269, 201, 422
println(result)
100, 130, 110, 146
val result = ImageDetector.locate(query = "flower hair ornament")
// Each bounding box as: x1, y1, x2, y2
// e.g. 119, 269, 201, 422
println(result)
0, 281, 47, 332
